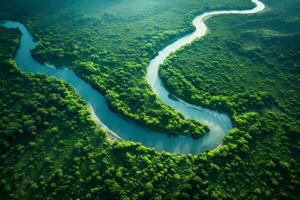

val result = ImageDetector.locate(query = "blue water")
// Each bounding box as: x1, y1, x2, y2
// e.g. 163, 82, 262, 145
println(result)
0, 0, 265, 154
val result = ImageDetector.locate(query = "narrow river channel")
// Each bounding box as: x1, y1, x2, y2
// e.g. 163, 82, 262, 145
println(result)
1, 0, 265, 153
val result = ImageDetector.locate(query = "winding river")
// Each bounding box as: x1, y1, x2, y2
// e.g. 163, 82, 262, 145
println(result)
1, 0, 265, 154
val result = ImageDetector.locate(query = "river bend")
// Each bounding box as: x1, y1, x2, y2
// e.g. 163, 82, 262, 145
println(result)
1, 0, 265, 153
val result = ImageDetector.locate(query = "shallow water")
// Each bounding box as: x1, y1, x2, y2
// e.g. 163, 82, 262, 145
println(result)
1, 0, 265, 154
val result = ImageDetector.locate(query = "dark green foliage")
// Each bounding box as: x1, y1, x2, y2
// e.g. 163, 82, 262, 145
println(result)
160, 0, 300, 118
0, 0, 253, 137
0, 0, 299, 199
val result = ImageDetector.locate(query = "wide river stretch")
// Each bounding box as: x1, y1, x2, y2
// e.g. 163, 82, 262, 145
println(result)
1, 0, 265, 154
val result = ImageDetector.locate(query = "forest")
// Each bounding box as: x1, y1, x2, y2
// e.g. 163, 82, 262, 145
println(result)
1, 28, 299, 199
0, 0, 299, 199
0, 0, 254, 137
160, 0, 300, 118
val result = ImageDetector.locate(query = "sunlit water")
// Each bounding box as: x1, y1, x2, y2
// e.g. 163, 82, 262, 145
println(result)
1, 0, 265, 154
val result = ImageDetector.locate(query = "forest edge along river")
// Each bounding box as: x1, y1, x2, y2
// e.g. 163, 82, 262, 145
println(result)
1, 0, 265, 154
0, 0, 266, 154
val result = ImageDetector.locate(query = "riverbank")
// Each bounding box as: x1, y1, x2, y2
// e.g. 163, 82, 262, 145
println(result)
0, 0, 265, 153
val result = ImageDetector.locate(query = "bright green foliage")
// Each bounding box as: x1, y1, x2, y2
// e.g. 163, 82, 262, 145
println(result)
160, 0, 300, 117
0, 0, 299, 199
0, 0, 253, 137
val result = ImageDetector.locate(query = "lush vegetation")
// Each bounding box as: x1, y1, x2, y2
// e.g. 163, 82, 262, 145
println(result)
1, 28, 299, 199
0, 0, 299, 199
160, 0, 300, 118
0, 0, 254, 137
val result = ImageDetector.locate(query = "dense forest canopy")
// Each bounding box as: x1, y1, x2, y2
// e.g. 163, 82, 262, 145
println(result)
0, 0, 299, 199
160, 0, 300, 118
0, 0, 254, 137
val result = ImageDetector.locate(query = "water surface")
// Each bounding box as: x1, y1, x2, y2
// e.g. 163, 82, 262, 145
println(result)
1, 0, 265, 154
